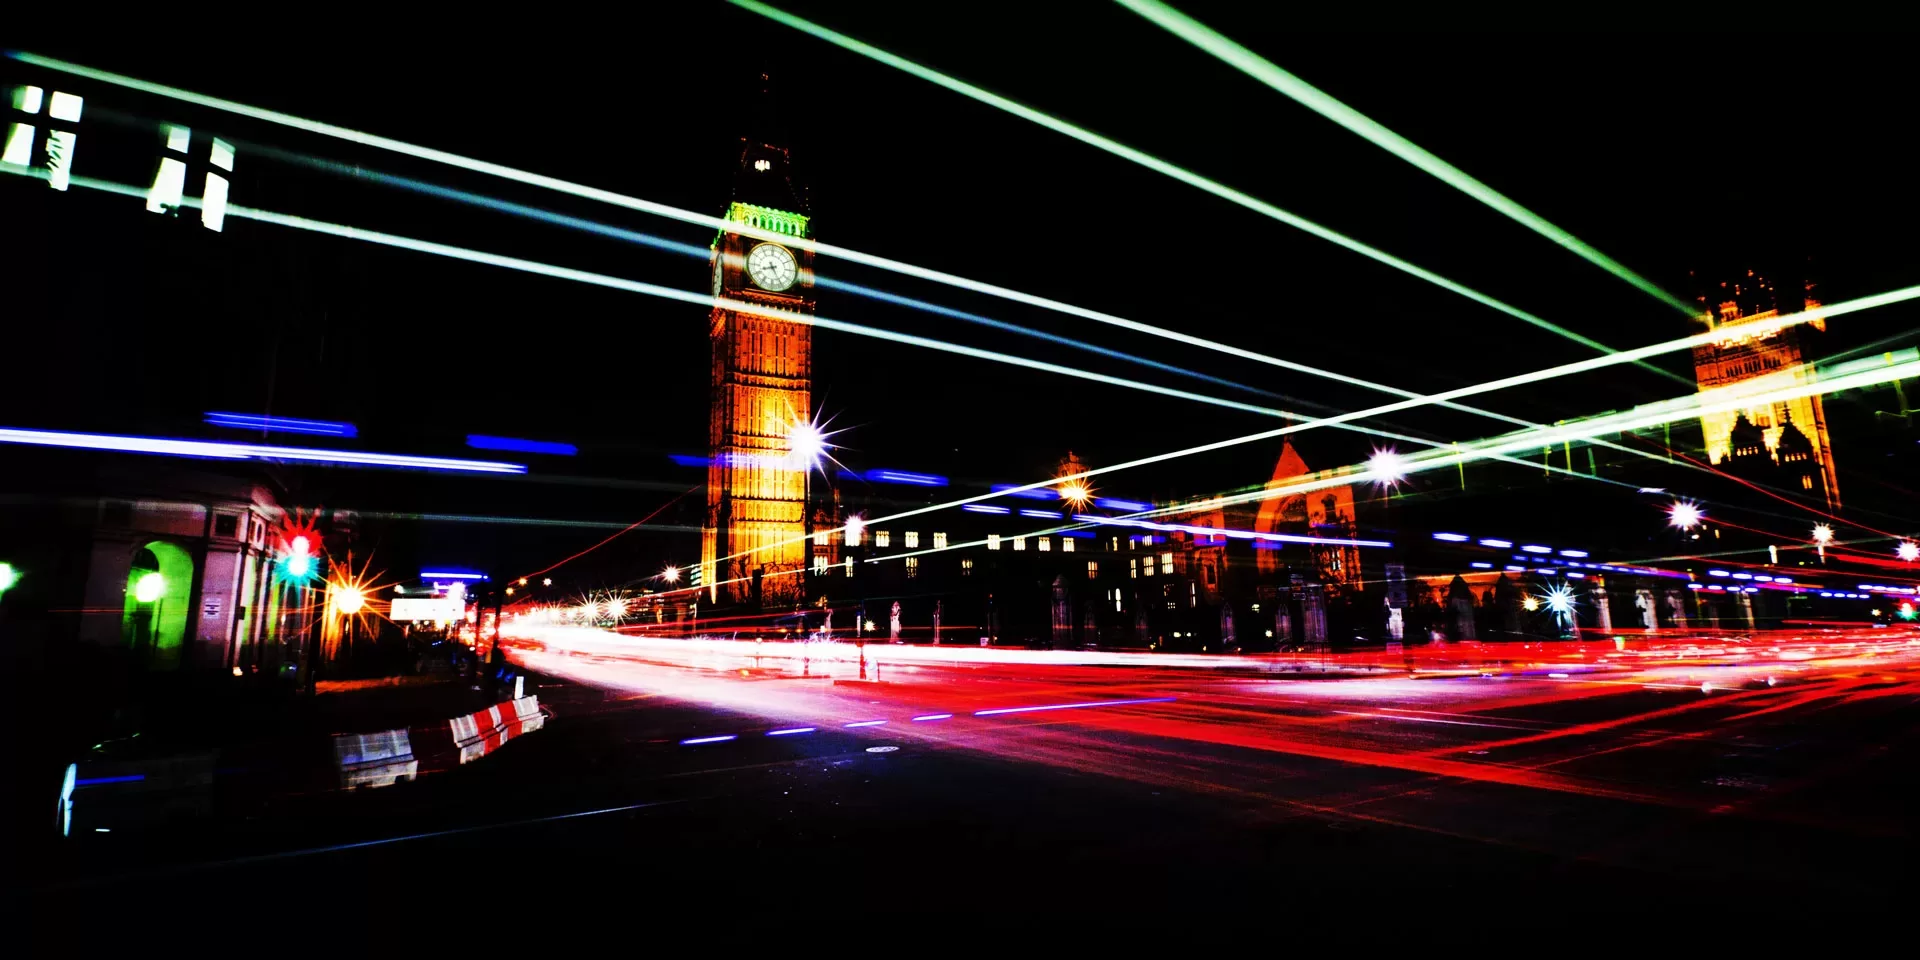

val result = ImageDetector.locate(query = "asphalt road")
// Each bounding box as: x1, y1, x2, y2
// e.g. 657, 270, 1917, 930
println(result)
28, 626, 1920, 935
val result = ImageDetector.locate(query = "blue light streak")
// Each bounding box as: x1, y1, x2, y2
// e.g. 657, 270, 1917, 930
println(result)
466, 435, 578, 456
0, 426, 526, 474
421, 570, 488, 580
1432, 533, 1470, 542
1093, 498, 1151, 512
1020, 509, 1064, 519
669, 454, 712, 468
205, 412, 357, 437
972, 696, 1176, 717
1559, 549, 1589, 558
73, 774, 146, 786
911, 714, 953, 722
680, 735, 736, 745
1521, 545, 1553, 554
865, 469, 948, 487
961, 505, 1010, 515
1074, 514, 1391, 548
1480, 539, 1512, 548
766, 727, 815, 736
1470, 562, 1493, 569
843, 720, 888, 728
992, 484, 1057, 500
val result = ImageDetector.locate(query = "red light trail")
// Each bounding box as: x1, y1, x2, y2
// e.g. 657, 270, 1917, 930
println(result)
501, 621, 1920, 826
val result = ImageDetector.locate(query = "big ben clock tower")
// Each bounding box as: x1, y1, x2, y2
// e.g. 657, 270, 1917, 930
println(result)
700, 120, 815, 608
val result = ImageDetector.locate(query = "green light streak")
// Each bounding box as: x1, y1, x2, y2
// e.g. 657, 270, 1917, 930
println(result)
841, 351, 1920, 574
3, 166, 1464, 448
20, 165, 1920, 578
726, 1, 1678, 376
11, 48, 1682, 442
1140, 350, 1920, 522
1116, 0, 1694, 317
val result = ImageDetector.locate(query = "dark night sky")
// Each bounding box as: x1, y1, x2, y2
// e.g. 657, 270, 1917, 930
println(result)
5, 8, 1917, 585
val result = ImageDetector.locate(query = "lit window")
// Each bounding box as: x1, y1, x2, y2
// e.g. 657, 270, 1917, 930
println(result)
0, 120, 32, 167
1037, 538, 1051, 552
987, 534, 1001, 551
933, 532, 947, 549
11, 85, 44, 114
1160, 551, 1174, 575
202, 171, 229, 232
1130, 558, 1140, 579
961, 558, 974, 576
148, 157, 187, 213
1111, 587, 1122, 612
904, 531, 919, 549
753, 158, 771, 171
812, 556, 827, 575
1013, 537, 1026, 551
1087, 561, 1099, 578
875, 530, 890, 548
847, 526, 862, 547
1062, 538, 1075, 553
843, 557, 853, 576
905, 556, 919, 579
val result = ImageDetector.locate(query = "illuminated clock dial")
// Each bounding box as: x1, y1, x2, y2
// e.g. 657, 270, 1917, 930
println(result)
746, 242, 798, 292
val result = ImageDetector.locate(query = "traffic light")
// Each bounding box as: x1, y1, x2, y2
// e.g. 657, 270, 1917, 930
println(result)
276, 532, 320, 583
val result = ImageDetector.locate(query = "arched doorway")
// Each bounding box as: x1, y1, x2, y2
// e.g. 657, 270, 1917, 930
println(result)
122, 541, 195, 668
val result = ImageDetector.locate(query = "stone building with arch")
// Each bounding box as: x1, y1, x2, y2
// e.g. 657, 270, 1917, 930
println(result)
2, 459, 309, 678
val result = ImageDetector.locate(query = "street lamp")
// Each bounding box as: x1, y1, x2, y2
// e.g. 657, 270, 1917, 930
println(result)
331, 584, 365, 615
662, 565, 681, 584
1812, 523, 1834, 561
1366, 448, 1409, 485
1059, 481, 1090, 507
787, 421, 825, 469
1667, 500, 1704, 531
1898, 541, 1920, 563
135, 571, 166, 603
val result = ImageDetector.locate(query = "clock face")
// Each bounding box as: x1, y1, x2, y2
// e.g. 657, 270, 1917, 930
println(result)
746, 242, 798, 292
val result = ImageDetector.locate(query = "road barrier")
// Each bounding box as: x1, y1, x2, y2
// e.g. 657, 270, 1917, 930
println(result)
332, 728, 419, 789
448, 695, 544, 765
68, 693, 550, 836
